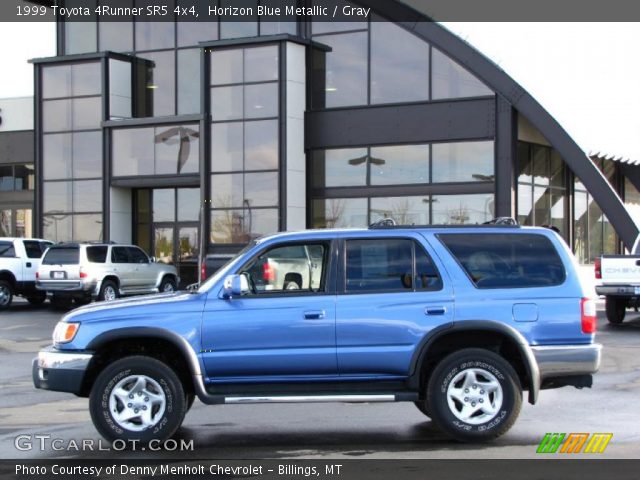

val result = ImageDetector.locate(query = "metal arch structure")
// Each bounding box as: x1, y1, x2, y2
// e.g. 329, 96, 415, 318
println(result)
359, 0, 639, 249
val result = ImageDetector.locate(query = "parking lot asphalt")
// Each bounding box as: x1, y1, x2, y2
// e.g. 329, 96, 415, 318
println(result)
1, 298, 639, 459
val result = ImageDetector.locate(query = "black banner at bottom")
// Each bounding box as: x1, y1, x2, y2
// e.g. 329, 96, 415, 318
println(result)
1, 460, 638, 480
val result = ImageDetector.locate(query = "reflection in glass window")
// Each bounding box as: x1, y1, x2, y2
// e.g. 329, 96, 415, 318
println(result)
312, 198, 367, 228
14, 165, 34, 190
155, 125, 200, 174
42, 66, 71, 99
244, 120, 278, 170
135, 0, 175, 50
44, 134, 72, 180
109, 59, 132, 119
432, 48, 493, 100
112, 128, 155, 176
432, 141, 494, 183
312, 148, 367, 188
73, 180, 103, 213
212, 173, 243, 208
16, 209, 33, 238
177, 49, 201, 115
244, 172, 278, 206
178, 21, 218, 47
432, 194, 494, 225
43, 215, 72, 243
99, 21, 133, 52
72, 132, 102, 179
142, 51, 176, 117
244, 83, 278, 119
43, 100, 71, 133
153, 189, 175, 223
211, 49, 243, 85
178, 188, 200, 222
74, 214, 103, 242
319, 32, 367, 108
211, 86, 244, 121
211, 122, 243, 172
72, 97, 102, 130
245, 46, 279, 83
370, 197, 429, 225
370, 145, 429, 185
370, 19, 429, 104
0, 167, 12, 192
65, 19, 97, 55
43, 182, 73, 214
219, 0, 258, 40
72, 63, 102, 96
210, 208, 278, 244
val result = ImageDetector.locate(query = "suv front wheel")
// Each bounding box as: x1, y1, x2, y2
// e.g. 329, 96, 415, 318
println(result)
89, 356, 186, 444
426, 348, 522, 442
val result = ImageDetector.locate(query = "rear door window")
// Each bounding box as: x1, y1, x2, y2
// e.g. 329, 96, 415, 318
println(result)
43, 247, 80, 265
23, 240, 45, 259
0, 241, 16, 258
86, 246, 108, 263
344, 239, 442, 293
438, 233, 566, 288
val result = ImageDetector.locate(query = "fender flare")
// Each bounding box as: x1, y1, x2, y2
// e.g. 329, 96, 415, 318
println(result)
410, 320, 540, 404
85, 327, 209, 400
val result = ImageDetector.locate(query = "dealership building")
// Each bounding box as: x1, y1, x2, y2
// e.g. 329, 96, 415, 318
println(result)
2, 0, 639, 285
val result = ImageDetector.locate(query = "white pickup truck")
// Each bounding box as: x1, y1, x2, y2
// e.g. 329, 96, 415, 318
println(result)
0, 238, 53, 309
595, 236, 640, 324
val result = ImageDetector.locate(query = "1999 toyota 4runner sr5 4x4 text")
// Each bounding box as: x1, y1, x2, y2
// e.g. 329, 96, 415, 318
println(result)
33, 224, 601, 443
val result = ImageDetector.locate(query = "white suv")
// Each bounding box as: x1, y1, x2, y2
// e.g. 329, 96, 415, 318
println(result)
36, 243, 179, 308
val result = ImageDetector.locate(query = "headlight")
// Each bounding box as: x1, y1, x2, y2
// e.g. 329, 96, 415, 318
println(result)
53, 322, 80, 344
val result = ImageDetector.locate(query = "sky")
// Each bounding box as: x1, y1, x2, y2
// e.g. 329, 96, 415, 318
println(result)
2, 21, 640, 161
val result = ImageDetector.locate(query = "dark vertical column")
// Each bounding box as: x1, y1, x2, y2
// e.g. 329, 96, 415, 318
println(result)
495, 95, 517, 218
278, 41, 287, 231
200, 46, 211, 257
102, 55, 110, 242
33, 65, 42, 238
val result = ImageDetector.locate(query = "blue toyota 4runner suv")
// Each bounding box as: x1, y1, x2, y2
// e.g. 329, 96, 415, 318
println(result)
33, 223, 601, 444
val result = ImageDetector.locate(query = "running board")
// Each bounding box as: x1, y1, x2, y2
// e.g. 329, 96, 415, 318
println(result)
197, 392, 418, 405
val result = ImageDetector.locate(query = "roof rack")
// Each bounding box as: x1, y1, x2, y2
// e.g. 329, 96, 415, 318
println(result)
368, 217, 521, 230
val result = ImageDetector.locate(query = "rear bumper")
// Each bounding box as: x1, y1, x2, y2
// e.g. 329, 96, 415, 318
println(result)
532, 344, 602, 379
595, 285, 640, 297
32, 346, 93, 395
36, 280, 98, 297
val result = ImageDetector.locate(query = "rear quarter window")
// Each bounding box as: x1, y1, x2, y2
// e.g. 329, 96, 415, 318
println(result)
0, 241, 16, 258
438, 233, 566, 289
86, 246, 108, 263
43, 247, 80, 265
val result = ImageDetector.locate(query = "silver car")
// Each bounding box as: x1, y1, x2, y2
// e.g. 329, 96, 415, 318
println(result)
36, 243, 179, 308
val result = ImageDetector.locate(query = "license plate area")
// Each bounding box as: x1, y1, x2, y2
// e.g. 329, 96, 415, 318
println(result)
52, 271, 66, 280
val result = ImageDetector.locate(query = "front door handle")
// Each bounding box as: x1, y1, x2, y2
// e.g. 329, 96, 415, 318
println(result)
425, 306, 447, 316
304, 310, 326, 320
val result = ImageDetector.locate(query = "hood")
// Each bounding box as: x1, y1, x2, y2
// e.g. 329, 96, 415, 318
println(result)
62, 292, 202, 324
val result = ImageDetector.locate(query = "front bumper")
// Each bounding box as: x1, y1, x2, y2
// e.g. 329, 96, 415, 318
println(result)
32, 346, 93, 395
532, 344, 602, 380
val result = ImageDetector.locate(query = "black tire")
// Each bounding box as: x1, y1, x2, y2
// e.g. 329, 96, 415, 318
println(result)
98, 280, 119, 302
0, 280, 13, 310
26, 293, 47, 306
605, 297, 626, 324
159, 276, 177, 293
426, 348, 522, 442
89, 356, 186, 445
414, 400, 431, 418
52, 295, 73, 310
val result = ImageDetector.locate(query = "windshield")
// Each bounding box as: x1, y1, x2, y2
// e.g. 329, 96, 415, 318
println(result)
197, 241, 257, 293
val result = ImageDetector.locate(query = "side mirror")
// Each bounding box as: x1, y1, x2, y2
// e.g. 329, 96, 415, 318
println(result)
150, 256, 157, 263
222, 274, 249, 298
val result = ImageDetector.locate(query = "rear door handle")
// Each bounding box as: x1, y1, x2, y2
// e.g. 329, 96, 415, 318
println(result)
25, 262, 32, 268
304, 310, 326, 320
425, 306, 447, 316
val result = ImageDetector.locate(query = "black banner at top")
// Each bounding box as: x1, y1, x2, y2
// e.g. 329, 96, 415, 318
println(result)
7, 0, 640, 22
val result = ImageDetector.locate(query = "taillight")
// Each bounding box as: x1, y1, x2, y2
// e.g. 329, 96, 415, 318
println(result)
594, 257, 602, 279
79, 268, 87, 279
263, 263, 275, 282
200, 263, 206, 281
581, 298, 597, 334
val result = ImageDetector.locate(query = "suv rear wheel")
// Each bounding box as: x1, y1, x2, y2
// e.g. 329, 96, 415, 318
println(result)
0, 280, 14, 310
427, 348, 522, 442
89, 356, 186, 444
605, 297, 626, 324
159, 276, 177, 293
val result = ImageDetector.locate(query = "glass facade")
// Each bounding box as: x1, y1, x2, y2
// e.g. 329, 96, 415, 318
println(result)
41, 61, 104, 243
27, 7, 634, 265
209, 45, 280, 244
